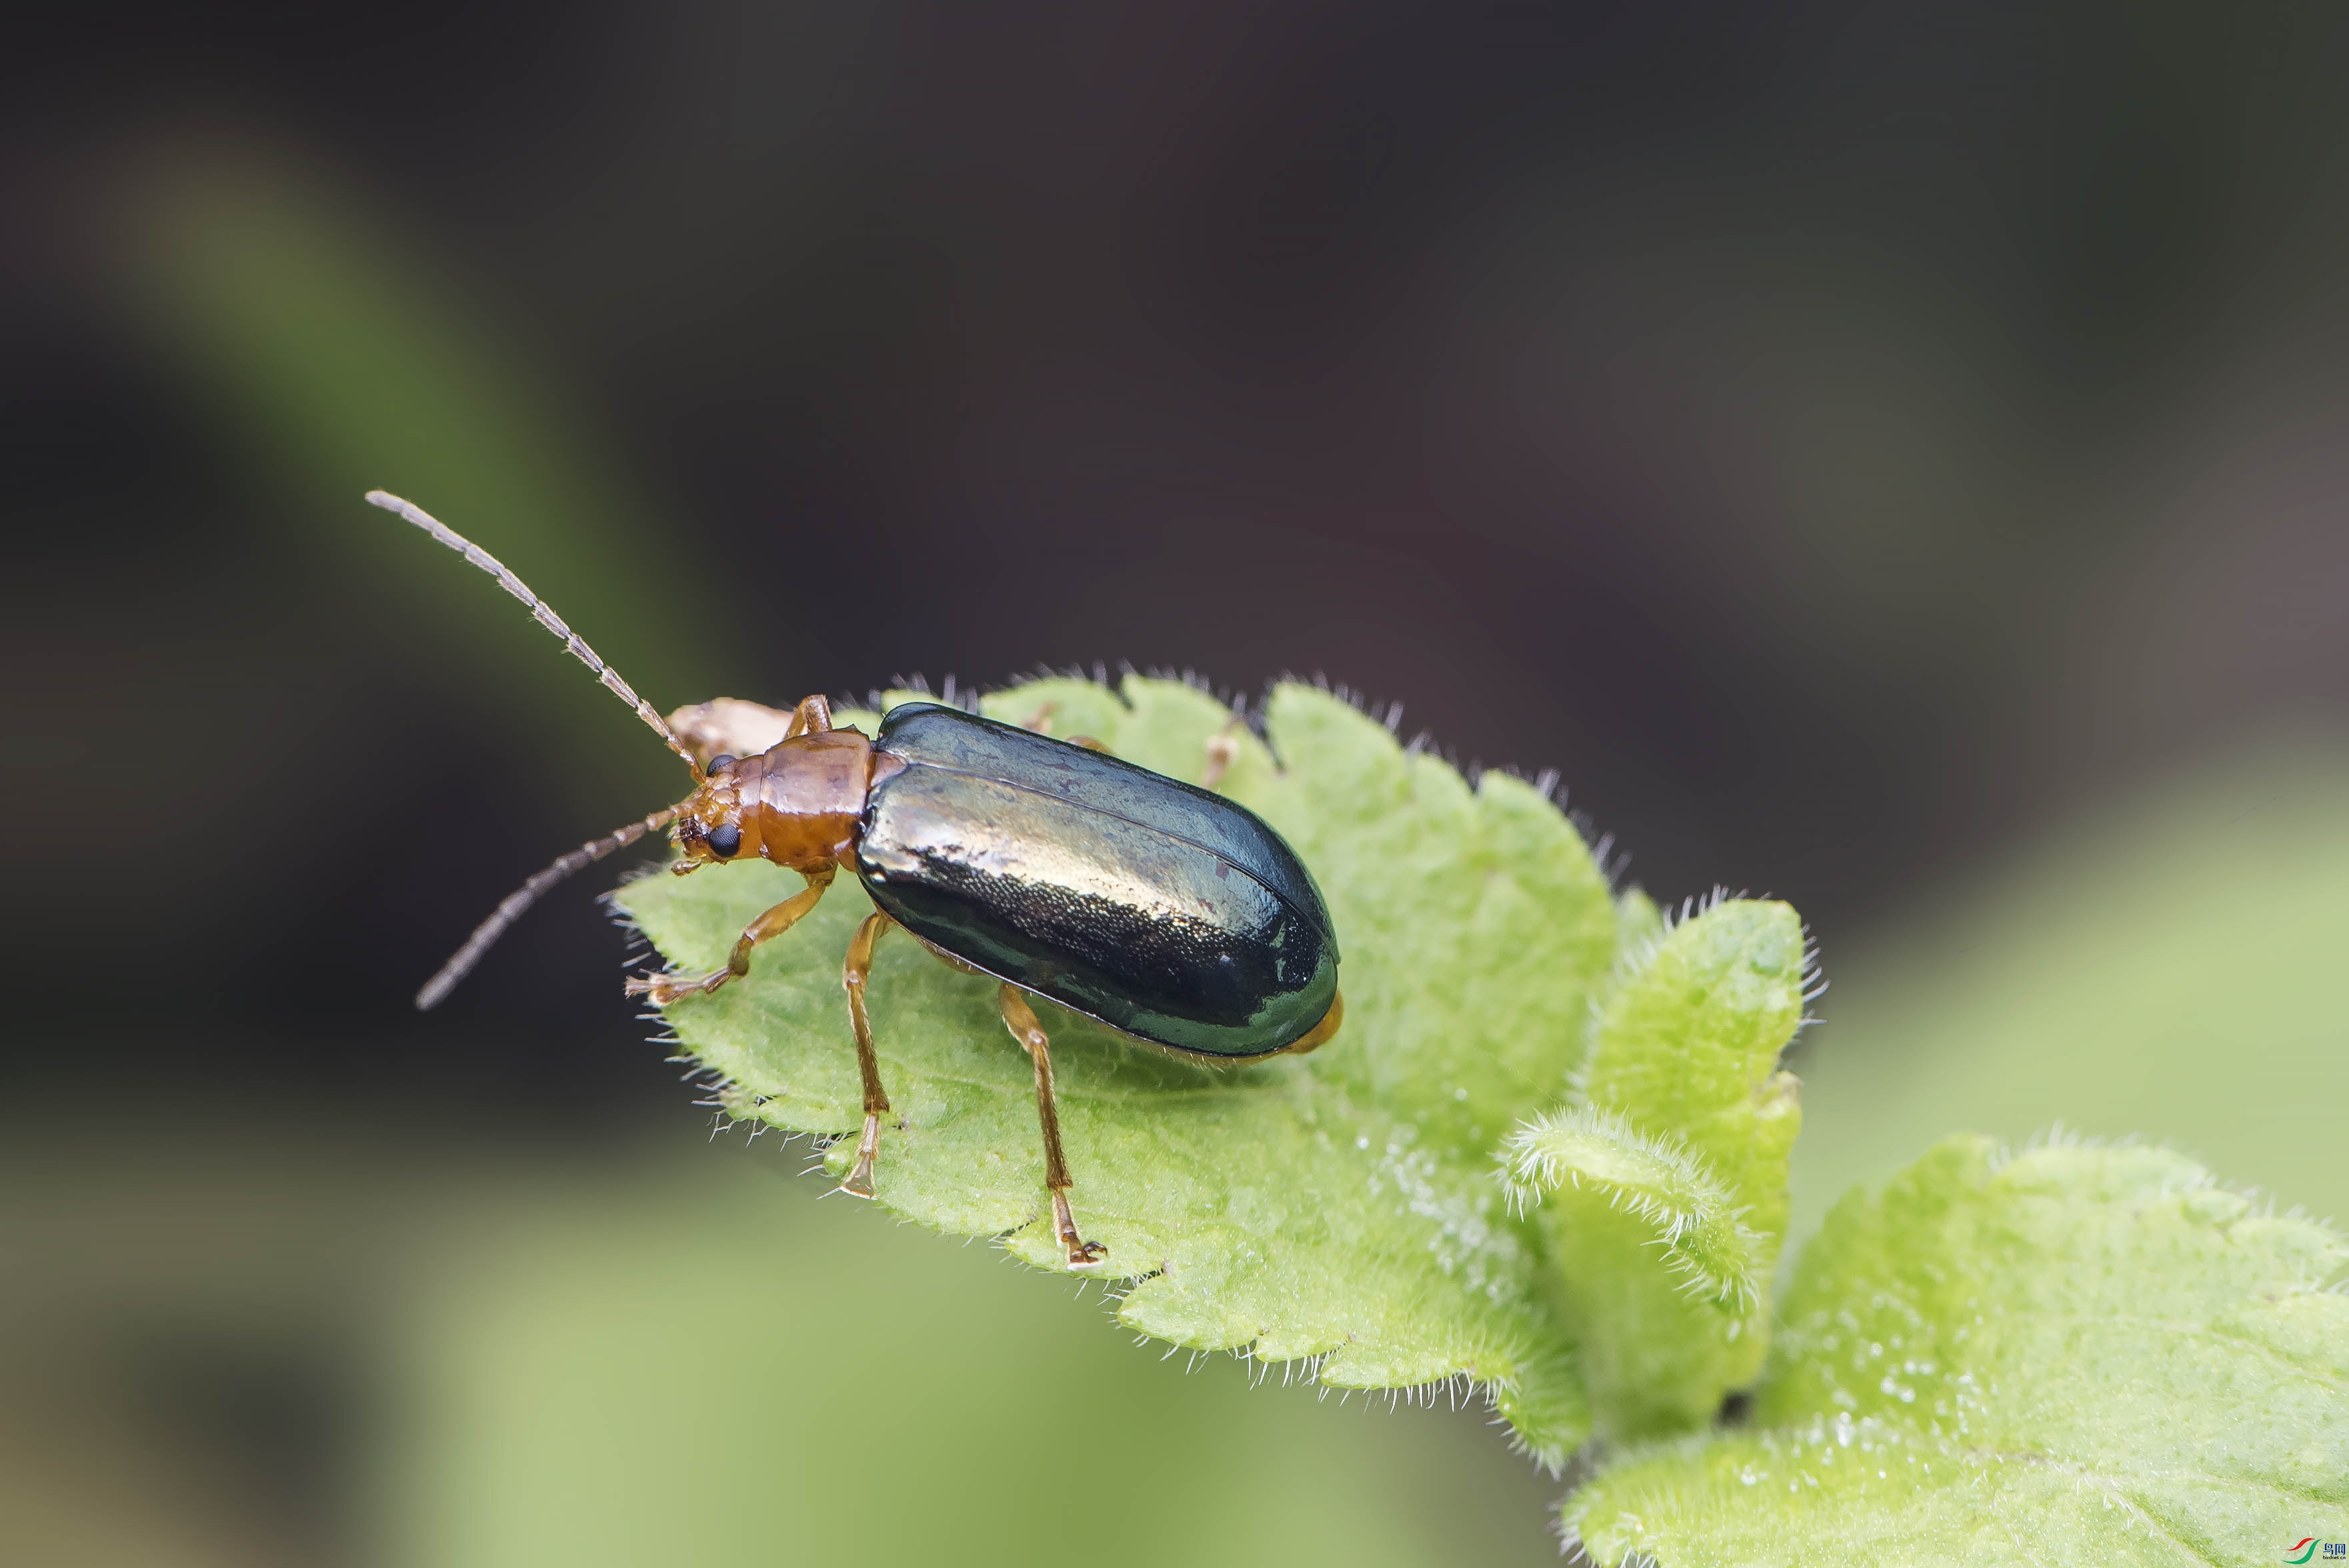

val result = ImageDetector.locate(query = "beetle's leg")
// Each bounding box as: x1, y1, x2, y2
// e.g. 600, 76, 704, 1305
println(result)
1273, 990, 1344, 1055
1202, 715, 1245, 790
666, 697, 797, 767
1019, 699, 1108, 751
624, 866, 834, 1004
781, 694, 833, 741
838, 910, 897, 1198
996, 985, 1107, 1268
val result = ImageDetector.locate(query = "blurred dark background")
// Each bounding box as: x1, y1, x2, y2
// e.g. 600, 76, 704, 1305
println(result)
7, 4, 2348, 1564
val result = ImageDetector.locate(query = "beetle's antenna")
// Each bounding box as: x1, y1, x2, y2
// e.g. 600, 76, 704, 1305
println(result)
366, 490, 703, 778
417, 803, 683, 1009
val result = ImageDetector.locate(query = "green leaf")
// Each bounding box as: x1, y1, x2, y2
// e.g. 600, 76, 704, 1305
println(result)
1503, 1105, 1764, 1312
614, 675, 1625, 1463
1566, 1136, 2349, 1567
1579, 897, 1808, 1247
1528, 898, 1808, 1441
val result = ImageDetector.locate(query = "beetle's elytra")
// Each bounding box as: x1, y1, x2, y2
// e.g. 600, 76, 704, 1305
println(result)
859, 703, 1340, 1055
369, 490, 1343, 1267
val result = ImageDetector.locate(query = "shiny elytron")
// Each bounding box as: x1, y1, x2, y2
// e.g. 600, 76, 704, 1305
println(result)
858, 705, 1338, 1055
369, 489, 1343, 1267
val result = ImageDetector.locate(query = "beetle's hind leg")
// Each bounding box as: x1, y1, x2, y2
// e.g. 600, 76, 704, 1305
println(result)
996, 985, 1107, 1268
837, 911, 898, 1198
625, 867, 834, 1004
1202, 715, 1245, 790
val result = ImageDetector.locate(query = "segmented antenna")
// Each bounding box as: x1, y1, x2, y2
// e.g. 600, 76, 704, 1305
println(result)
417, 805, 681, 1009
365, 490, 701, 777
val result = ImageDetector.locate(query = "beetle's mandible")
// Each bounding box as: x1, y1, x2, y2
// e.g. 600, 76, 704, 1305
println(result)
369, 490, 1343, 1266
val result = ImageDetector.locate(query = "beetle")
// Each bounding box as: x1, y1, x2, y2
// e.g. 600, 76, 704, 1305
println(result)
371, 491, 1343, 1267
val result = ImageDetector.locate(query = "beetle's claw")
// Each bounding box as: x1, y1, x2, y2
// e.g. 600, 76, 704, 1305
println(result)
1051, 1191, 1106, 1268
836, 1113, 882, 1197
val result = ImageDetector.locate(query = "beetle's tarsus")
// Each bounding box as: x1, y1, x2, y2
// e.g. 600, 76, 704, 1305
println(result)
1053, 1190, 1106, 1268
841, 1111, 883, 1197
624, 967, 731, 1005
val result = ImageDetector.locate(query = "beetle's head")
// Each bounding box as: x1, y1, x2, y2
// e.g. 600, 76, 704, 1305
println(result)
669, 752, 750, 871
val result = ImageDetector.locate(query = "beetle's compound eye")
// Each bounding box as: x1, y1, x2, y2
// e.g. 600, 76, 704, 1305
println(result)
705, 821, 742, 859
706, 753, 737, 774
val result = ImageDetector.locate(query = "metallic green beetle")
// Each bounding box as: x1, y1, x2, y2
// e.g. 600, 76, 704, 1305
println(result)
373, 490, 1343, 1268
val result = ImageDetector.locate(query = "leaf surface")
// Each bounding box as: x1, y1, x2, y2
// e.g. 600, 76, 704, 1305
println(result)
1566, 1137, 2349, 1567
1509, 898, 1807, 1441
1504, 1105, 1765, 1313
615, 675, 1620, 1461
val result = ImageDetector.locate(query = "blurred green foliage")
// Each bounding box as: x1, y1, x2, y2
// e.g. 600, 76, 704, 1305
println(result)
116, 151, 721, 809
377, 1161, 1561, 1568
1794, 734, 2349, 1249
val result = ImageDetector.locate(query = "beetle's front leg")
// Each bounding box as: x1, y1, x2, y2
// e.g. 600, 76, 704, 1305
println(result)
625, 867, 833, 1005
997, 984, 1107, 1268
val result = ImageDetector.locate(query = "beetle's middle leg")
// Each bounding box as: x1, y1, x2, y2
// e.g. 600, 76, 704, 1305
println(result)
837, 910, 898, 1198
997, 984, 1107, 1268
625, 866, 833, 1005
